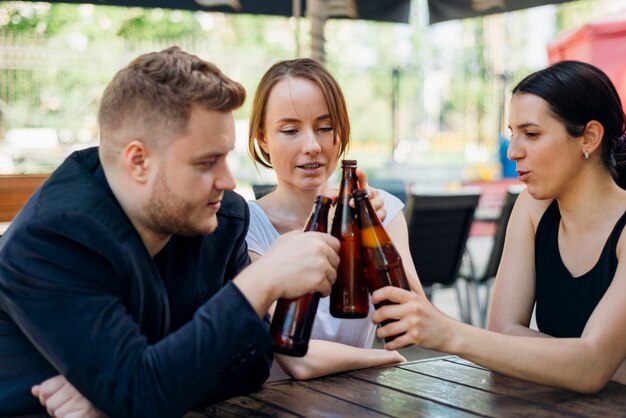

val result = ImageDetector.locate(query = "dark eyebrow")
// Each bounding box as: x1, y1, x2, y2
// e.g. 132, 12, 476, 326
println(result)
512, 122, 541, 130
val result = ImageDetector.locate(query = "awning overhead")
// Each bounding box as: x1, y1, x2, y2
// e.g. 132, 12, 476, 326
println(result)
14, 0, 412, 23
427, 0, 571, 24
15, 0, 579, 25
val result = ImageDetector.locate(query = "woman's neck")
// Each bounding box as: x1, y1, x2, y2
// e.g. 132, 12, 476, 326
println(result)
557, 167, 626, 230
258, 181, 327, 234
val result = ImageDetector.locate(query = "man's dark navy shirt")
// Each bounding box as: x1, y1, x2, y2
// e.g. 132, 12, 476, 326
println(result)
0, 147, 273, 417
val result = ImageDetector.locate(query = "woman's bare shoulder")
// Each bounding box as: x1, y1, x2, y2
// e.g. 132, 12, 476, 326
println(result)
514, 189, 553, 231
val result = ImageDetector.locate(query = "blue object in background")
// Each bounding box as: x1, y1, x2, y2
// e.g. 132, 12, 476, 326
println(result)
499, 134, 517, 178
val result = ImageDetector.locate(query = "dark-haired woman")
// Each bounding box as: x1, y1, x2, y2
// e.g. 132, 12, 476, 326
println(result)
371, 60, 626, 393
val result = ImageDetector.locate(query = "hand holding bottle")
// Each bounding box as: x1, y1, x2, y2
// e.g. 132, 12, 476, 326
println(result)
352, 188, 411, 341
323, 169, 386, 223
235, 229, 339, 317
370, 286, 456, 352
354, 169, 386, 224
271, 195, 333, 356
266, 230, 339, 299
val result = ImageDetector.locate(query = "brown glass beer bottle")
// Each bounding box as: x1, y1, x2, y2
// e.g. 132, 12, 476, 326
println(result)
352, 188, 411, 342
329, 160, 369, 318
270, 195, 332, 357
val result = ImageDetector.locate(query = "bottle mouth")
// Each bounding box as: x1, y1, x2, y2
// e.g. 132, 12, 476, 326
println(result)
315, 195, 333, 204
341, 159, 357, 167
352, 188, 368, 200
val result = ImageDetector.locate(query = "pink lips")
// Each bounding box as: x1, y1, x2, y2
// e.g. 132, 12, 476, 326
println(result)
517, 170, 529, 182
297, 162, 324, 170
207, 200, 221, 211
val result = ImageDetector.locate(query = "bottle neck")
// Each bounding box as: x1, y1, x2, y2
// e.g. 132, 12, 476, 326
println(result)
337, 167, 358, 201
305, 197, 332, 233
353, 194, 381, 229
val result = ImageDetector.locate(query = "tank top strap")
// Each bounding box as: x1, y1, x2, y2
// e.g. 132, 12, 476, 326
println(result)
535, 200, 560, 240
606, 208, 626, 249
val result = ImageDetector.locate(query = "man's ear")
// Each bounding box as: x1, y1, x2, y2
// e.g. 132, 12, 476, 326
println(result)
582, 120, 604, 155
123, 140, 152, 183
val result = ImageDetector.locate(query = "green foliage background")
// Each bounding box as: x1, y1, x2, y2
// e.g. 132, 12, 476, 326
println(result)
0, 0, 623, 176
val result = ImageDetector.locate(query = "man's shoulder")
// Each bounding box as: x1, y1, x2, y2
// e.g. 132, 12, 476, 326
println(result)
13, 147, 133, 241
217, 191, 248, 221
37, 147, 104, 212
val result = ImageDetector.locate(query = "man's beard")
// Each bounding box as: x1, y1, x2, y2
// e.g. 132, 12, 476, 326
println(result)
144, 169, 217, 237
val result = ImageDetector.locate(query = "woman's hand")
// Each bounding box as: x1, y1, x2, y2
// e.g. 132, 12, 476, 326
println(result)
371, 286, 456, 352
323, 168, 385, 221
355, 169, 386, 223
32, 374, 108, 418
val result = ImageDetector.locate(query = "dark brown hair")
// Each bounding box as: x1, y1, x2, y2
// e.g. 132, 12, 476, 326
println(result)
513, 60, 626, 188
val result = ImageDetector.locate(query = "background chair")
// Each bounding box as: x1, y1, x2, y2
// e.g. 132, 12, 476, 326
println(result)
252, 183, 277, 200
368, 178, 407, 204
405, 190, 481, 323
464, 186, 522, 327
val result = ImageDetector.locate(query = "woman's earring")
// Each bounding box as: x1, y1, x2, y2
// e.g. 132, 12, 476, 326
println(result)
583, 150, 590, 161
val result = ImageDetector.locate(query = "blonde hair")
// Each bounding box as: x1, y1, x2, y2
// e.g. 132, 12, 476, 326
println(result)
98, 46, 245, 166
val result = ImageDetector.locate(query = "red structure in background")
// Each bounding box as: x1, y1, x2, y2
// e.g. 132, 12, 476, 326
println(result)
547, 16, 626, 109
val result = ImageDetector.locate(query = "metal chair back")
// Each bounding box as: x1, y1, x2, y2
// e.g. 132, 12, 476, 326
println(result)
405, 191, 480, 288
483, 188, 521, 281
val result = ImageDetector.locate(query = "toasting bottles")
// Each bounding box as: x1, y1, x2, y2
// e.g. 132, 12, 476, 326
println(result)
352, 188, 411, 342
270, 195, 332, 357
329, 160, 369, 318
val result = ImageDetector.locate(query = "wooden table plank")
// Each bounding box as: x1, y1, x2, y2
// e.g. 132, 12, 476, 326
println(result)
185, 407, 245, 418
299, 374, 480, 417
188, 395, 299, 417
402, 359, 626, 417
249, 380, 389, 417
351, 361, 583, 418
193, 356, 626, 417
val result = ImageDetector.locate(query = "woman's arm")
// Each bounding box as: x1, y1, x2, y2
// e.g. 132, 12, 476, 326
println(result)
372, 281, 626, 393
488, 190, 551, 337
276, 341, 405, 380
370, 190, 626, 393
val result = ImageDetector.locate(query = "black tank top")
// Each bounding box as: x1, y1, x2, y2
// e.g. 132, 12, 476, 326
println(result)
535, 200, 626, 337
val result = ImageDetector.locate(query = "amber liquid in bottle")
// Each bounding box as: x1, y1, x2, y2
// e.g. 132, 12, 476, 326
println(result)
270, 195, 332, 357
330, 160, 369, 318
353, 188, 410, 342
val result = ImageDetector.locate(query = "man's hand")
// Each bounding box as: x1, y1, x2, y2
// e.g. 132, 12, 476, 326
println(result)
32, 375, 108, 418
264, 230, 340, 299
235, 230, 340, 316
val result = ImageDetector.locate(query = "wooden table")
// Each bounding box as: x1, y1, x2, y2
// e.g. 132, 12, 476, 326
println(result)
188, 356, 626, 417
